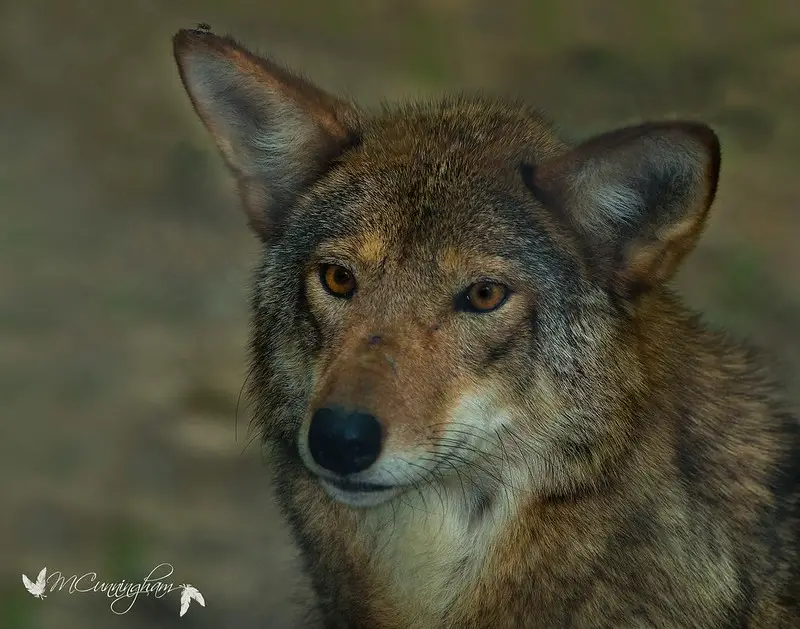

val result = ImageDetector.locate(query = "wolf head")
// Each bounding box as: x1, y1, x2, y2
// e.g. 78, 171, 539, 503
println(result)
174, 29, 720, 508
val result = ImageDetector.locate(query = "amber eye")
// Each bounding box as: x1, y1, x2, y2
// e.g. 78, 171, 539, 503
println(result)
460, 281, 509, 313
319, 264, 357, 298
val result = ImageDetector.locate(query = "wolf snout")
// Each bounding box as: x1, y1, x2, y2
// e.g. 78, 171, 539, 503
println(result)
307, 406, 384, 475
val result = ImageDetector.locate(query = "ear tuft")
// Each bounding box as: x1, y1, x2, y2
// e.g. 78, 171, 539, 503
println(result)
531, 121, 721, 299
172, 29, 361, 240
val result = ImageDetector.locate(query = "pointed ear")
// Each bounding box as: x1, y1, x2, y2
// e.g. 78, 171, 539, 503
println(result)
172, 28, 361, 240
531, 122, 721, 300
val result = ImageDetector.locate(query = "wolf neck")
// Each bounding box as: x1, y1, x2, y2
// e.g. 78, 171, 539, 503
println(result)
636, 289, 740, 394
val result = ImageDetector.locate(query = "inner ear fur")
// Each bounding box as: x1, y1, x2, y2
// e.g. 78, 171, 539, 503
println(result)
172, 28, 361, 241
531, 121, 721, 300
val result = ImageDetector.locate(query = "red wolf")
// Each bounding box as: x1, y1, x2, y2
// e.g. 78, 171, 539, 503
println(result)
173, 27, 799, 629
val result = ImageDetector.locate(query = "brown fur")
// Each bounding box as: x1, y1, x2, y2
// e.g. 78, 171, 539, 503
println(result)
172, 27, 799, 628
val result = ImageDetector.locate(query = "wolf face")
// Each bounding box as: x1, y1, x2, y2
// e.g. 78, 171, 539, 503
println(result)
173, 29, 720, 510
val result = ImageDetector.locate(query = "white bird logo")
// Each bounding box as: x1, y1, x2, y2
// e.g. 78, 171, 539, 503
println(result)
178, 583, 205, 617
22, 567, 48, 599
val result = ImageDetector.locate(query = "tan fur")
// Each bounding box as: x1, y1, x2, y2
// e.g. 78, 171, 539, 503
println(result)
173, 27, 799, 629
354, 232, 388, 266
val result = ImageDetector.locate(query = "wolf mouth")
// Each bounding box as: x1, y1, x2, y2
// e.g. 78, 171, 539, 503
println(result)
322, 478, 395, 493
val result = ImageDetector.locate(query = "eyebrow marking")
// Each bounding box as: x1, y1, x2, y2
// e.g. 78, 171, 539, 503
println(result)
439, 247, 511, 277
356, 232, 387, 265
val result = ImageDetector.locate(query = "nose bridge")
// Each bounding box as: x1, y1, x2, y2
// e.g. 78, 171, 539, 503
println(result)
316, 316, 428, 411
320, 328, 400, 404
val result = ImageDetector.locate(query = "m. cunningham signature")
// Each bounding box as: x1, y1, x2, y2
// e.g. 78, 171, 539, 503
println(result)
21, 562, 205, 616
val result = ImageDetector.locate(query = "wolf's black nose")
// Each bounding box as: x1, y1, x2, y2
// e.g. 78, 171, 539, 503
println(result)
307, 407, 382, 475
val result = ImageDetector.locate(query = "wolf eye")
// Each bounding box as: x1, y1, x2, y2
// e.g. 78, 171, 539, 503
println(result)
459, 282, 509, 313
320, 264, 356, 298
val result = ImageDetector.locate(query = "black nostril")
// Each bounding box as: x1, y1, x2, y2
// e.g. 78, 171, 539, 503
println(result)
307, 406, 383, 475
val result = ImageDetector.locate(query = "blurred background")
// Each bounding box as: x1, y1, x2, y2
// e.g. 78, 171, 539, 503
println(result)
2, 1, 799, 627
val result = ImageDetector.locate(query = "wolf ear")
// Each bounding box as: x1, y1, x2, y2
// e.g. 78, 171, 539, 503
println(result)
173, 29, 360, 240
531, 122, 721, 300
